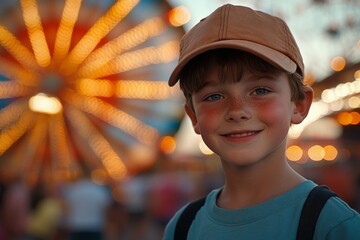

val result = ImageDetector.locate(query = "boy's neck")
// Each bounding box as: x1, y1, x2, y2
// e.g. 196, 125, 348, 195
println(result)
217, 161, 305, 210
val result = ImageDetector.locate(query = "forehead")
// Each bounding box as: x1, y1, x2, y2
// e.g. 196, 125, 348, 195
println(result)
197, 58, 284, 91
204, 60, 280, 80
179, 49, 284, 94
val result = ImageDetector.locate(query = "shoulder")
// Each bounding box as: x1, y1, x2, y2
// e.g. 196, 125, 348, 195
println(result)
163, 204, 186, 240
163, 189, 219, 240
315, 196, 360, 239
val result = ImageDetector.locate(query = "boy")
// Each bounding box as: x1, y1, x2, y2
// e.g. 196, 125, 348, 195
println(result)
163, 4, 360, 240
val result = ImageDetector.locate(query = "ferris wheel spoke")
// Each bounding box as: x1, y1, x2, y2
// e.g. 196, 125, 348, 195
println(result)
115, 80, 180, 100
18, 114, 48, 183
84, 40, 179, 78
48, 112, 81, 180
0, 0, 186, 180
60, 0, 140, 75
0, 109, 36, 156
0, 24, 39, 71
53, 0, 82, 63
75, 78, 179, 100
65, 105, 127, 180
78, 17, 166, 76
20, 0, 51, 68
0, 56, 39, 86
0, 99, 29, 129
62, 90, 160, 145
0, 81, 33, 99
118, 98, 183, 121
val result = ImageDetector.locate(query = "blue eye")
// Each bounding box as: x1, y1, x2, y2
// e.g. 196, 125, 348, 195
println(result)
253, 88, 270, 95
205, 94, 223, 101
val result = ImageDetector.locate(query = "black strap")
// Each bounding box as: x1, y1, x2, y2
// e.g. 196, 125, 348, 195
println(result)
174, 197, 206, 240
174, 185, 337, 240
296, 185, 337, 240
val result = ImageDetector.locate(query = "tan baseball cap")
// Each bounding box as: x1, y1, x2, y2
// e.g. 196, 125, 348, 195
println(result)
168, 4, 304, 86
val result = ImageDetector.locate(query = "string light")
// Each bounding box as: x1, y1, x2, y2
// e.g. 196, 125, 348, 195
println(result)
289, 76, 360, 139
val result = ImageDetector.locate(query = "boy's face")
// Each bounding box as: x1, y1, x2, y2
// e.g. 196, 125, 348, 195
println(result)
185, 62, 311, 167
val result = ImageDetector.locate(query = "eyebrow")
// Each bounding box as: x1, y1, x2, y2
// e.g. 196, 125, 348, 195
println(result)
196, 79, 222, 91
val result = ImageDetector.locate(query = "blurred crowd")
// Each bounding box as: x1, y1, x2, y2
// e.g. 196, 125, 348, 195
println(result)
0, 159, 224, 240
1, 157, 359, 240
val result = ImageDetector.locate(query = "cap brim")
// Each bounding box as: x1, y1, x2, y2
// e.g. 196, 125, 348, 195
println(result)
168, 40, 297, 86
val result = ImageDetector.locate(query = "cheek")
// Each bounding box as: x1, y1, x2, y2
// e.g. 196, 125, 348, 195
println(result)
253, 99, 292, 126
196, 107, 221, 131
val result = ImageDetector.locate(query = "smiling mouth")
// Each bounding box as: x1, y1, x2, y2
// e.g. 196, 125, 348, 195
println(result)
223, 131, 260, 137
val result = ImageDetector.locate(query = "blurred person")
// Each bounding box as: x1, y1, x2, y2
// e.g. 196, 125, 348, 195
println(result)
113, 175, 164, 240
27, 183, 63, 240
148, 169, 188, 228
164, 4, 360, 239
104, 200, 129, 240
62, 177, 111, 240
0, 181, 30, 240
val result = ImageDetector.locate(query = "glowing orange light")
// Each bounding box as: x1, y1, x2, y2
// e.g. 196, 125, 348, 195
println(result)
337, 111, 360, 125
355, 70, 360, 79
160, 136, 176, 154
330, 56, 346, 72
286, 145, 303, 162
323, 145, 338, 161
168, 6, 191, 27
308, 145, 325, 161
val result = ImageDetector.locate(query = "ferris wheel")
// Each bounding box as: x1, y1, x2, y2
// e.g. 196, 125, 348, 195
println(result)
0, 0, 187, 185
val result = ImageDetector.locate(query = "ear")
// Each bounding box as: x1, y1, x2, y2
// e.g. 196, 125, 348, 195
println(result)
185, 105, 200, 134
291, 86, 314, 124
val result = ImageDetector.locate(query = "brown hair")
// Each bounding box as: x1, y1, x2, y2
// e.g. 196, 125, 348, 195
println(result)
179, 49, 306, 108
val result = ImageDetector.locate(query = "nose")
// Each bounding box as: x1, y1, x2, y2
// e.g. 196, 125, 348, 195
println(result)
225, 96, 252, 122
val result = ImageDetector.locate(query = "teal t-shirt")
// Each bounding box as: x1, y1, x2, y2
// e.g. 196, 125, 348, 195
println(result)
163, 180, 360, 240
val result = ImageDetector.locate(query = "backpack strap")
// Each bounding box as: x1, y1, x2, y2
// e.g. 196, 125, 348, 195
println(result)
296, 185, 337, 240
174, 185, 337, 240
174, 197, 206, 240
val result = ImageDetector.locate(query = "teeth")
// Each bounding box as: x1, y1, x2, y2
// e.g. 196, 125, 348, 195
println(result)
227, 131, 256, 137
